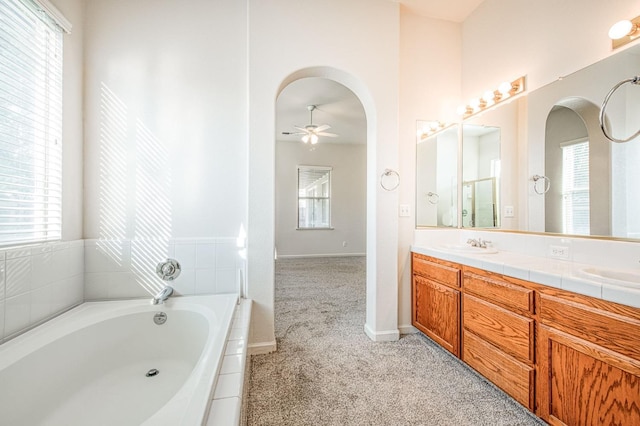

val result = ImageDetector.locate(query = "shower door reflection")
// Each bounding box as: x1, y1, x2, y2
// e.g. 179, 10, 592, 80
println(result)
462, 177, 498, 228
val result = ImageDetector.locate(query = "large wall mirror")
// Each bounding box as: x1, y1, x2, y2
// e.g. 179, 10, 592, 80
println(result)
416, 42, 640, 241
416, 123, 458, 228
527, 43, 640, 240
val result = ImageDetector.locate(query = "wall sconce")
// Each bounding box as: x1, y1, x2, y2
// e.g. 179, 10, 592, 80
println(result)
417, 121, 453, 140
609, 15, 640, 49
456, 76, 526, 120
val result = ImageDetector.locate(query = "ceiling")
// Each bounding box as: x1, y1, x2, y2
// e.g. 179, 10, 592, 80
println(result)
396, 0, 485, 23
276, 2, 484, 147
276, 78, 366, 145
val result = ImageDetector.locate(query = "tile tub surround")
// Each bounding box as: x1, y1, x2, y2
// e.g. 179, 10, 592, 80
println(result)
84, 238, 246, 301
206, 298, 252, 426
0, 240, 84, 344
413, 229, 640, 309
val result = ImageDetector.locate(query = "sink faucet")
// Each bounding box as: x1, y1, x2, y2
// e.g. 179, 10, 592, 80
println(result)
151, 286, 174, 305
467, 238, 492, 248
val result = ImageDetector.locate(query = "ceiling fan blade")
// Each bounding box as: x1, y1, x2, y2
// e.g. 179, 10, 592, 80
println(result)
294, 126, 309, 133
314, 124, 331, 132
318, 132, 338, 137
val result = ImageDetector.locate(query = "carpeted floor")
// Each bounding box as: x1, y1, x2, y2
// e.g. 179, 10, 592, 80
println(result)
246, 257, 545, 426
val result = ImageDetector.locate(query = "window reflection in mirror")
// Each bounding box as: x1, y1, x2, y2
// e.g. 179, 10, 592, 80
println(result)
544, 106, 592, 235
462, 124, 501, 229
416, 123, 458, 228
528, 43, 640, 240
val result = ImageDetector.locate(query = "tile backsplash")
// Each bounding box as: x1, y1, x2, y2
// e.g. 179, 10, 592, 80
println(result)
0, 240, 84, 343
84, 238, 244, 301
0, 237, 245, 344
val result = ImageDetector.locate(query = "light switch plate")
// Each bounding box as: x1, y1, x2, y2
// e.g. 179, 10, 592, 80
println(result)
399, 204, 411, 217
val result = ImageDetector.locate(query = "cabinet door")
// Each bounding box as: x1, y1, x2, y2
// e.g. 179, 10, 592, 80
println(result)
537, 325, 640, 425
413, 274, 460, 357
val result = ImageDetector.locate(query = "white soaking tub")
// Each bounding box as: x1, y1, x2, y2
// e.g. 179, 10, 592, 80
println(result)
0, 294, 238, 426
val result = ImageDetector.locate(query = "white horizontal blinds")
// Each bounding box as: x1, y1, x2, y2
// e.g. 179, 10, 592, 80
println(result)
0, 0, 63, 246
297, 167, 331, 228
562, 141, 590, 235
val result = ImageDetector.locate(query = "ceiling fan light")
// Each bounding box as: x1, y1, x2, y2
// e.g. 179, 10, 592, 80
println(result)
301, 134, 309, 143
310, 134, 319, 144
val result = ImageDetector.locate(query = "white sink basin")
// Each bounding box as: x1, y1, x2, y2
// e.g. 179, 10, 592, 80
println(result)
434, 244, 498, 255
577, 267, 640, 288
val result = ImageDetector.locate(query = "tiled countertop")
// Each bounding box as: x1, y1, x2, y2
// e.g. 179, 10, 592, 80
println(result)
411, 244, 640, 309
205, 298, 251, 426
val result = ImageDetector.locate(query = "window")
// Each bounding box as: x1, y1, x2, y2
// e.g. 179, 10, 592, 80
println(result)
0, 0, 64, 246
562, 140, 590, 235
297, 166, 332, 229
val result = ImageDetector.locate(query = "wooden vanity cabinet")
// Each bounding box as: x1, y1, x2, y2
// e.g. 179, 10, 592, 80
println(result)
461, 267, 536, 410
536, 289, 640, 425
411, 252, 640, 423
411, 253, 461, 357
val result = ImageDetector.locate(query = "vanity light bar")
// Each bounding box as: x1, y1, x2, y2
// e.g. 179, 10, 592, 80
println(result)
457, 76, 526, 120
418, 121, 454, 140
609, 15, 640, 50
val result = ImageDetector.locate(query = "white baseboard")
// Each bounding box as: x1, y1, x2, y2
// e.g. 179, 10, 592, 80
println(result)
277, 253, 365, 259
249, 340, 277, 355
398, 324, 418, 335
363, 323, 400, 342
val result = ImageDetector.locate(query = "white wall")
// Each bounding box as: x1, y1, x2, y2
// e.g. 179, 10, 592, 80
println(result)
83, 0, 248, 240
462, 0, 639, 97
275, 142, 366, 257
248, 0, 401, 348
398, 8, 461, 333
52, 0, 84, 241
82, 0, 248, 302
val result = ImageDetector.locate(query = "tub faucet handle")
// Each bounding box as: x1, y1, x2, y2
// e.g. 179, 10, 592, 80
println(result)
156, 258, 181, 281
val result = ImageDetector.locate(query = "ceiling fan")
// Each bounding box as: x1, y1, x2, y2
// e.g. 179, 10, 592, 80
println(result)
282, 105, 338, 144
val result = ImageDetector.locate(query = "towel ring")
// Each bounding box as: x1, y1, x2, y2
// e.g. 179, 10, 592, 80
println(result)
426, 192, 439, 204
532, 175, 550, 195
600, 76, 640, 143
380, 168, 400, 191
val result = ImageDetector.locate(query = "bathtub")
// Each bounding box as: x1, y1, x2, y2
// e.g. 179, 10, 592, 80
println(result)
0, 293, 240, 426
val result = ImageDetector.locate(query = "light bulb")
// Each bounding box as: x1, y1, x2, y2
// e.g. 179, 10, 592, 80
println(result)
310, 134, 319, 144
456, 106, 466, 116
498, 81, 512, 95
302, 134, 309, 143
609, 20, 634, 39
469, 98, 480, 109
482, 90, 495, 104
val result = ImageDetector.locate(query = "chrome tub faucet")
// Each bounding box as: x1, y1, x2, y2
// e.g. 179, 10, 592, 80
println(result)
151, 286, 174, 305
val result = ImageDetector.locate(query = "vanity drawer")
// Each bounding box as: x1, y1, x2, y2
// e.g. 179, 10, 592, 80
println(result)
463, 294, 534, 363
412, 253, 460, 288
463, 330, 534, 410
463, 268, 534, 315
538, 292, 640, 360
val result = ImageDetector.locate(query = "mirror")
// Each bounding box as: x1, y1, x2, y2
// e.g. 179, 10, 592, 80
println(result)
416, 123, 458, 228
527, 42, 640, 239
415, 44, 640, 241
462, 124, 500, 228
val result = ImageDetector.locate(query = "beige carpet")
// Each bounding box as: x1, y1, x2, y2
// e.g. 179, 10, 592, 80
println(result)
247, 257, 544, 425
